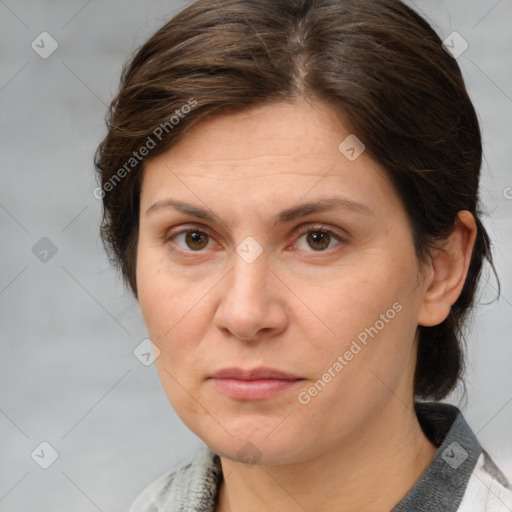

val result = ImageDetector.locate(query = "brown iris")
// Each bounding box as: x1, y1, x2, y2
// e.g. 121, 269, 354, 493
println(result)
307, 231, 331, 251
185, 231, 209, 250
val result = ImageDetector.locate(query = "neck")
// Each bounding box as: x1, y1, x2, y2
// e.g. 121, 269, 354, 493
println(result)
216, 400, 438, 512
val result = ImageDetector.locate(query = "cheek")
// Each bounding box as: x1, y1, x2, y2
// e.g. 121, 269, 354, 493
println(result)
136, 242, 185, 326
135, 246, 216, 376
136, 247, 185, 360
301, 263, 407, 338
137, 258, 208, 417
294, 253, 419, 383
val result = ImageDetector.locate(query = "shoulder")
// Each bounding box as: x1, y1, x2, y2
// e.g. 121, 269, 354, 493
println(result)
128, 466, 178, 512
458, 450, 512, 512
393, 402, 511, 512
129, 445, 222, 512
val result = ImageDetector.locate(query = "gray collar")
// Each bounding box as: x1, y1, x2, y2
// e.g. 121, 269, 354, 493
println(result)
392, 402, 482, 511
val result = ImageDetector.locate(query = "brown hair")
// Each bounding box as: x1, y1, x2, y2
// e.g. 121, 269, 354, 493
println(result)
94, 0, 497, 400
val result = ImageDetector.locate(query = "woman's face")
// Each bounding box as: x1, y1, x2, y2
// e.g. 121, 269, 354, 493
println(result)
136, 99, 429, 465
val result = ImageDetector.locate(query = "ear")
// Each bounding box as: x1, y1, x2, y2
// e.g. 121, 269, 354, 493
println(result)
417, 210, 477, 327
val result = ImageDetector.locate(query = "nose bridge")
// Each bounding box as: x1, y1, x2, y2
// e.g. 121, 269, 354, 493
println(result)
228, 239, 268, 304
214, 238, 281, 340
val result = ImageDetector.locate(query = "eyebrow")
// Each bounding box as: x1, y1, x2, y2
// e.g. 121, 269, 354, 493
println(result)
145, 196, 374, 228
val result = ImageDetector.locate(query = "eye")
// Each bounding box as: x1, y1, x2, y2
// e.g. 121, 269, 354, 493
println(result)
166, 228, 215, 252
293, 225, 346, 252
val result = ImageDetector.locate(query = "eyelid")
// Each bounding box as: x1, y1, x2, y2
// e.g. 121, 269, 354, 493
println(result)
292, 223, 347, 240
163, 223, 214, 241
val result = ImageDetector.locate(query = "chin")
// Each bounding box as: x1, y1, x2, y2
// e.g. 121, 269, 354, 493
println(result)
192, 418, 312, 466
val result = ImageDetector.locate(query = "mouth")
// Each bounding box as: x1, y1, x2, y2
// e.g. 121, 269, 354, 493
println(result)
208, 367, 304, 400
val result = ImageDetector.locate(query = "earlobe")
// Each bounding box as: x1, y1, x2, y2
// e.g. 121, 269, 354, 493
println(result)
417, 211, 477, 327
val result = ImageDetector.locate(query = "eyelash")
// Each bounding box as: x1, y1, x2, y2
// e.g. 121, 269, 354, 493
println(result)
163, 223, 347, 256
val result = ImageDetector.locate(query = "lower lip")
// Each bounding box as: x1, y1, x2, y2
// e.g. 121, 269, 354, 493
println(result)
210, 378, 303, 400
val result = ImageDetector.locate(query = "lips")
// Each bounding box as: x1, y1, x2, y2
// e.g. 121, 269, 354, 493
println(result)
209, 367, 301, 380
208, 367, 304, 400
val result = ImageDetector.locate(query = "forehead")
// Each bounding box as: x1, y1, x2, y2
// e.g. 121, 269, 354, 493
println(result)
151, 100, 354, 173
140, 99, 398, 217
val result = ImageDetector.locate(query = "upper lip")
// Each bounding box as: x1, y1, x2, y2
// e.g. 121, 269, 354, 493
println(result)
210, 367, 301, 380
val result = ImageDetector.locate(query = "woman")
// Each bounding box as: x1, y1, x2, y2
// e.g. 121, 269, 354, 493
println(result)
94, 0, 512, 510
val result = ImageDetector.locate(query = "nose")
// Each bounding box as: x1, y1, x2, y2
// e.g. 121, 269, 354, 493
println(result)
213, 251, 288, 342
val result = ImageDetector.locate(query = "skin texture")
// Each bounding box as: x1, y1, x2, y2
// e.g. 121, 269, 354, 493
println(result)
136, 99, 476, 512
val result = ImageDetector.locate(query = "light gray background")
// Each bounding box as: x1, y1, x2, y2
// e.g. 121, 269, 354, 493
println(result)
1, 1, 511, 510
